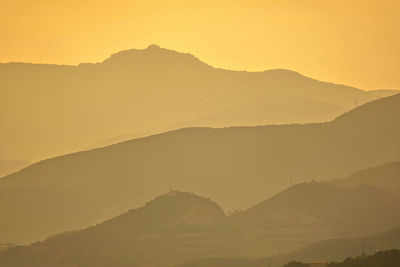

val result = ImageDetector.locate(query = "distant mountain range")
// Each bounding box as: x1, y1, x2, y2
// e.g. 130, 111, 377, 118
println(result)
0, 186, 399, 267
0, 192, 249, 267
0, 44, 391, 161
0, 93, 399, 244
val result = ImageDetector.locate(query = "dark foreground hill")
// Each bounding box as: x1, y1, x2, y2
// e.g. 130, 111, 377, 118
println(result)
0, 45, 380, 161
0, 94, 399, 244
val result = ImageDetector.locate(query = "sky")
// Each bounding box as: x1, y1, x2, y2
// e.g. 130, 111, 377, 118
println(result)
1, 0, 399, 90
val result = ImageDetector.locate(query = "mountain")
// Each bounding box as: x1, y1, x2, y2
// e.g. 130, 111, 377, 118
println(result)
2, 189, 398, 267
0, 94, 399, 244
330, 161, 400, 192
100, 191, 228, 229
0, 160, 30, 178
174, 227, 400, 267
176, 249, 400, 267
0, 191, 286, 267
268, 226, 400, 265
0, 45, 381, 161
234, 182, 400, 237
0, 191, 227, 267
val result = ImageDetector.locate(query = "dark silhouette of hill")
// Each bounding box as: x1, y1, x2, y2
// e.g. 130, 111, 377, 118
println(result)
0, 94, 399, 244
0, 160, 30, 178
330, 161, 400, 192
0, 45, 382, 161
234, 182, 400, 237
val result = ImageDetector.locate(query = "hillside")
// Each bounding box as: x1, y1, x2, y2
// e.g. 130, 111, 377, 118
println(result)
368, 89, 400, 98
0, 45, 381, 161
0, 94, 399, 244
234, 182, 400, 237
0, 160, 30, 178
269, 226, 400, 265
174, 228, 400, 267
0, 191, 293, 267
0, 188, 399, 266
330, 161, 400, 192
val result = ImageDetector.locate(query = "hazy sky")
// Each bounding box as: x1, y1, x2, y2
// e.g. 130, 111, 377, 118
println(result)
1, 0, 399, 89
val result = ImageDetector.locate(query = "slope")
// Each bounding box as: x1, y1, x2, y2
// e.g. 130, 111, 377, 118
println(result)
174, 227, 400, 267
234, 182, 400, 237
0, 45, 379, 161
268, 226, 400, 265
0, 191, 271, 267
1, 189, 398, 267
330, 161, 400, 192
0, 94, 399, 244
0, 160, 30, 178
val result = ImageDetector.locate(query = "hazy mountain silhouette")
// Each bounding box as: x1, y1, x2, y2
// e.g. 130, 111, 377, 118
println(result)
176, 246, 400, 267
100, 191, 228, 230
234, 182, 400, 237
330, 161, 400, 192
0, 160, 30, 178
0, 94, 399, 244
0, 189, 399, 267
0, 191, 284, 267
0, 45, 382, 161
266, 226, 400, 265
174, 228, 400, 267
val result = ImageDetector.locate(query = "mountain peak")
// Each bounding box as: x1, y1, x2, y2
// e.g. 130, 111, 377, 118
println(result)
101, 191, 227, 230
142, 191, 228, 226
100, 45, 212, 70
146, 44, 161, 50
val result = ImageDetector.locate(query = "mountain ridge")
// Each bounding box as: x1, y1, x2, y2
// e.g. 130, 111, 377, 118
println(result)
330, 161, 400, 192
1, 187, 400, 267
234, 182, 400, 237
0, 94, 399, 244
0, 44, 380, 161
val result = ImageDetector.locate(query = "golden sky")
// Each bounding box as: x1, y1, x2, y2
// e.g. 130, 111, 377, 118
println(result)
1, 0, 399, 89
